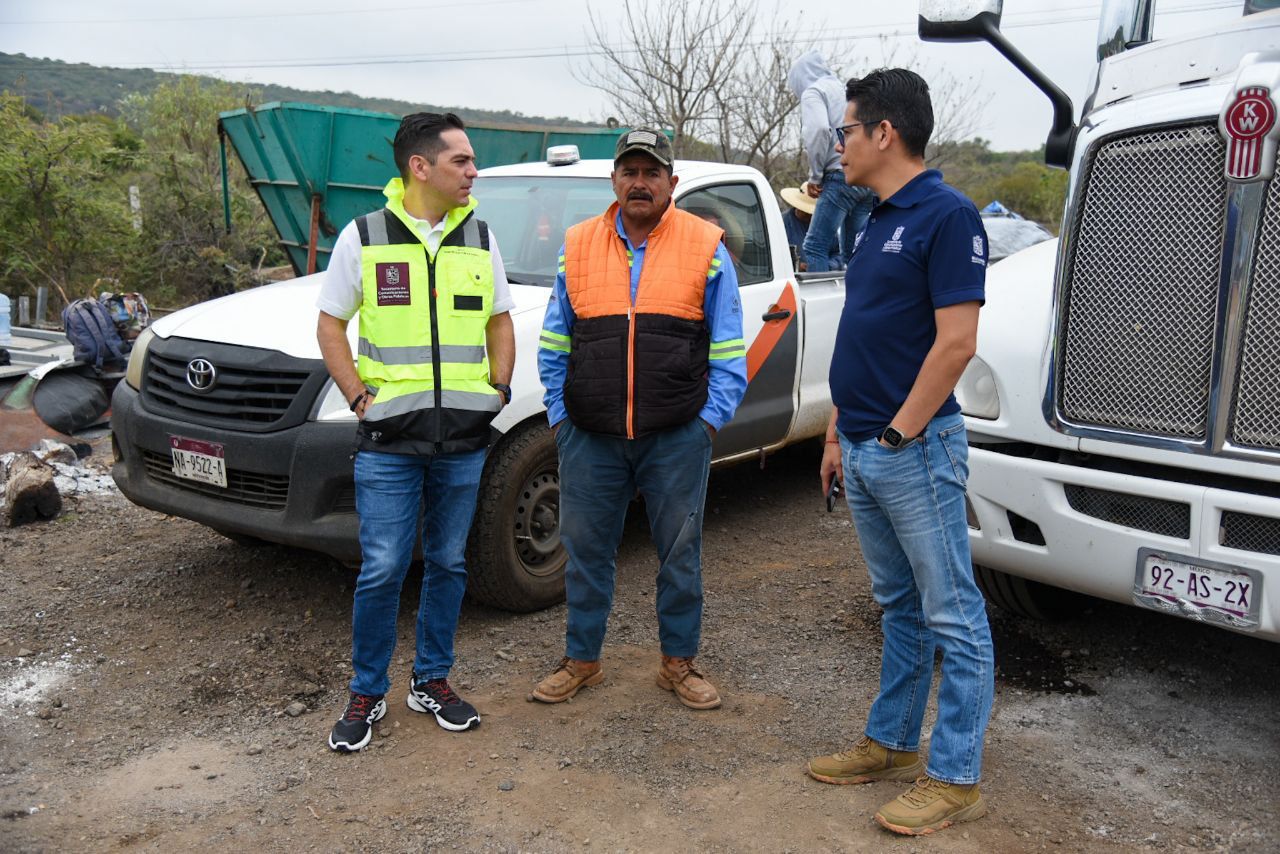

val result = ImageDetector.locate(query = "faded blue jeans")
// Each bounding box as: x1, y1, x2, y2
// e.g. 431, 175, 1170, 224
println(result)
556, 418, 713, 661
349, 447, 486, 697
839, 412, 994, 784
804, 170, 875, 272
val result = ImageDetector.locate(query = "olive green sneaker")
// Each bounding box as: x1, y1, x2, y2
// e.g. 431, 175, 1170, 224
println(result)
806, 735, 924, 785
875, 775, 987, 835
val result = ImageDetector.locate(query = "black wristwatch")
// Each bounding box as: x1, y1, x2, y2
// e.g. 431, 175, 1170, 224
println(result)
492, 383, 512, 405
879, 425, 913, 449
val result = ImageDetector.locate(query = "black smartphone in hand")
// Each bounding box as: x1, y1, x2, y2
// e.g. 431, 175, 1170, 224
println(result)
826, 477, 843, 513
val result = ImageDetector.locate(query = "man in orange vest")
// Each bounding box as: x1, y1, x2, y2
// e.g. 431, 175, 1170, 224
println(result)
532, 128, 747, 709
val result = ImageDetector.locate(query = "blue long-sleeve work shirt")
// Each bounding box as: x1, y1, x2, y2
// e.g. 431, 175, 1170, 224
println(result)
538, 210, 748, 432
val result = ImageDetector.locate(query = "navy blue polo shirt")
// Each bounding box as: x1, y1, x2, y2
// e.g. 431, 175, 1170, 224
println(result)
829, 169, 987, 440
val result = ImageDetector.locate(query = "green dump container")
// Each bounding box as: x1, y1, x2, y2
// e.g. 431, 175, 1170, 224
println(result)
218, 102, 625, 274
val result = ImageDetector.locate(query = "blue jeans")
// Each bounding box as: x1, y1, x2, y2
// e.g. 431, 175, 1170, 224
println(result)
839, 412, 994, 784
556, 419, 713, 661
349, 447, 486, 696
804, 171, 875, 272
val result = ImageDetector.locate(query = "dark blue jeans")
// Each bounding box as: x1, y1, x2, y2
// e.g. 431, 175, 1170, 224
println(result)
555, 419, 714, 660
804, 170, 875, 272
839, 413, 994, 784
349, 448, 486, 697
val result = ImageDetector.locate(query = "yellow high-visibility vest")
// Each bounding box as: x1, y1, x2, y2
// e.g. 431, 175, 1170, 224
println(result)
354, 179, 499, 447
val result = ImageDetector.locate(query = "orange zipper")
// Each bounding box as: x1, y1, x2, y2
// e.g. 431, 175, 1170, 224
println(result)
626, 305, 636, 438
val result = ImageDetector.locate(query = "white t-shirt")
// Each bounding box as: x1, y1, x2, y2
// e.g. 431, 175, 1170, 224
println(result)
316, 209, 515, 321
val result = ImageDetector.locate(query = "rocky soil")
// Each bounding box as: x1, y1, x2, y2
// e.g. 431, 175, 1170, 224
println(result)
1, 439, 1277, 852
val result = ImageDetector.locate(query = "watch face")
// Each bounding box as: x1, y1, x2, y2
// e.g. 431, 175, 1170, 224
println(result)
882, 427, 904, 448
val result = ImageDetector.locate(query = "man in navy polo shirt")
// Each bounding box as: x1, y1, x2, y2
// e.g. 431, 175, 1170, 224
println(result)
806, 68, 994, 836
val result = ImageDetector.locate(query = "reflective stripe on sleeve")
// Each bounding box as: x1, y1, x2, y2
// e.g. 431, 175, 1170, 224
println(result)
708, 338, 746, 361
539, 328, 572, 353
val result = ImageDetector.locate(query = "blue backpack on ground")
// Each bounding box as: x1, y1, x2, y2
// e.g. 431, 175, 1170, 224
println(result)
62, 298, 128, 371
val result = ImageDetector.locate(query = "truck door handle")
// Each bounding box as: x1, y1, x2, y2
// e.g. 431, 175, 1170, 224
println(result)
762, 309, 792, 322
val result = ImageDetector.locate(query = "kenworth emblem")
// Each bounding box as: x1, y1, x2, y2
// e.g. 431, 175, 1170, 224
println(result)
185, 358, 217, 393
1219, 56, 1280, 182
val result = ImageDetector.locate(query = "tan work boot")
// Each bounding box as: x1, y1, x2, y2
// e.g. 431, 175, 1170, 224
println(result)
875, 775, 987, 835
807, 735, 924, 785
531, 657, 603, 703
656, 655, 721, 709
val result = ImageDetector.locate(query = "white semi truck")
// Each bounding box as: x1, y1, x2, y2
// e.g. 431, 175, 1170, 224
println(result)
921, 0, 1280, 641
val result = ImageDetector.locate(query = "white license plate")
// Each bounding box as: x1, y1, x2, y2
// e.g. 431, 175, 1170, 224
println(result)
169, 436, 227, 488
1136, 551, 1258, 623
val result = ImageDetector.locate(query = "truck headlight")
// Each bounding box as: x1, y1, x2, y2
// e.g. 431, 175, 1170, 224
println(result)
955, 355, 1000, 420
313, 378, 358, 422
125, 327, 156, 390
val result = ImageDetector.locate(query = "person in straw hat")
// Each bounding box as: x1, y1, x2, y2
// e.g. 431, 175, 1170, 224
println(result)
780, 182, 842, 272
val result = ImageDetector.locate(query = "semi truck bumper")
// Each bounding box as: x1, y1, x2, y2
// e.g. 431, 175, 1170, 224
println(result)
966, 445, 1280, 641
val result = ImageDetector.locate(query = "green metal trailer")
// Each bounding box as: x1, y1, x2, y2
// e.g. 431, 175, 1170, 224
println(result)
218, 102, 623, 275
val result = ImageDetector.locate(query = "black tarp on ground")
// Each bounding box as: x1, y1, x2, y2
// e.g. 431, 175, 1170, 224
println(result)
32, 371, 110, 435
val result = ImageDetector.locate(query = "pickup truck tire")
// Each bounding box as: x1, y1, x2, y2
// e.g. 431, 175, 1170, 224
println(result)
466, 422, 566, 612
973, 564, 1082, 621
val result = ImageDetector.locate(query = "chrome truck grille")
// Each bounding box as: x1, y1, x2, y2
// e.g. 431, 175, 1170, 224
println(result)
1232, 176, 1280, 450
1059, 123, 1227, 439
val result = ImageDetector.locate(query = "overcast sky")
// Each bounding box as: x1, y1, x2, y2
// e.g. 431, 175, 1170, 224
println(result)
0, 0, 1241, 152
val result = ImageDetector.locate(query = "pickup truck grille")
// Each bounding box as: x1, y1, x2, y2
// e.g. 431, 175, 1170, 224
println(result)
1230, 177, 1280, 450
142, 337, 328, 433
141, 450, 289, 510
1059, 123, 1226, 439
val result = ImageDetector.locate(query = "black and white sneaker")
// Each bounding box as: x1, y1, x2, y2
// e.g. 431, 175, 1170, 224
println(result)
406, 677, 480, 731
327, 692, 387, 752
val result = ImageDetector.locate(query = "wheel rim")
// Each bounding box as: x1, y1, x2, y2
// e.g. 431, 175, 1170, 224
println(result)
513, 467, 562, 576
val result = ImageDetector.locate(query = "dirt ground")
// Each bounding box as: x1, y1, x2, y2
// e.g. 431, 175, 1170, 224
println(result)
1, 439, 1277, 853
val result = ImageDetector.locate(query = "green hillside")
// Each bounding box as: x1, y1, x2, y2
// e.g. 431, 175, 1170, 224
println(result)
0, 51, 593, 127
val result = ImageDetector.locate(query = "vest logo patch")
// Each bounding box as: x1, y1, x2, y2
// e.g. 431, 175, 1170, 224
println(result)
376, 263, 411, 305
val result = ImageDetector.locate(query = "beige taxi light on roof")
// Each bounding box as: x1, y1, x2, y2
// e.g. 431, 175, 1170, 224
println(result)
547, 145, 581, 166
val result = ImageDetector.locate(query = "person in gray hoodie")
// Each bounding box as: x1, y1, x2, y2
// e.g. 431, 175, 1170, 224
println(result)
787, 50, 876, 272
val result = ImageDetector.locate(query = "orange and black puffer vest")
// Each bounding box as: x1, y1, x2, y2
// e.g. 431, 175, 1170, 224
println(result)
563, 201, 723, 438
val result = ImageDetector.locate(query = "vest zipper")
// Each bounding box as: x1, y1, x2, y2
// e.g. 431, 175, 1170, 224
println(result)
426, 249, 443, 445
626, 305, 637, 439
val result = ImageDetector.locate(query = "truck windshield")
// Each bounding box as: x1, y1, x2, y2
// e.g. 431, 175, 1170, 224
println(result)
1098, 0, 1263, 55
471, 176, 615, 286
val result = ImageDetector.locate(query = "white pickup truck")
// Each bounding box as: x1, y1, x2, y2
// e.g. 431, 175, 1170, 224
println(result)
109, 154, 844, 611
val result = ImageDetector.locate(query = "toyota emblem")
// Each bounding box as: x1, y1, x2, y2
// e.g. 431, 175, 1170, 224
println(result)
185, 358, 217, 393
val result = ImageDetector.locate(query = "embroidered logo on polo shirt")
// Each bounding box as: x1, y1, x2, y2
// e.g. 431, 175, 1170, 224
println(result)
971, 234, 986, 266
882, 226, 905, 254
376, 263, 411, 306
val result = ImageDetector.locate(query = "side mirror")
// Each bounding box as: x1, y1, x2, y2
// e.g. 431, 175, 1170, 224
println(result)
918, 0, 1075, 168
918, 0, 1003, 42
